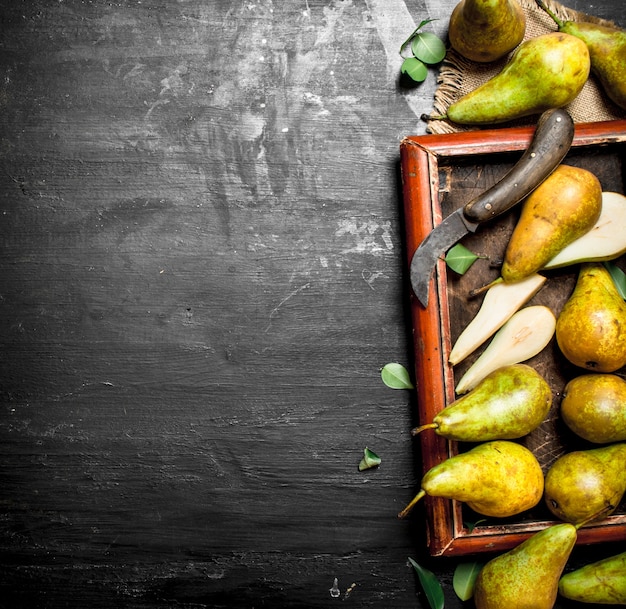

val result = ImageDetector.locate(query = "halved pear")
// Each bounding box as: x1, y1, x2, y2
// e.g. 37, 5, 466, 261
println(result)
455, 305, 556, 394
449, 274, 546, 366
543, 192, 626, 269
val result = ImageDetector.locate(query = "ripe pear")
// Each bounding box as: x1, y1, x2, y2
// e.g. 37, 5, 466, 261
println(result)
561, 374, 626, 443
474, 523, 577, 609
398, 440, 543, 519
537, 0, 626, 110
502, 165, 603, 283
444, 33, 590, 125
412, 364, 552, 441
543, 191, 626, 269
559, 551, 626, 604
556, 263, 626, 373
543, 443, 626, 524
449, 0, 526, 63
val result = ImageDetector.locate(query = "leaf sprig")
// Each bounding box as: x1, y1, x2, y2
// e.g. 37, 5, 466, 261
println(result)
445, 243, 487, 275
400, 20, 447, 83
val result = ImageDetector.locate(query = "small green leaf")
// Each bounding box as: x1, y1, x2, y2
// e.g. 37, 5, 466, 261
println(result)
358, 447, 381, 471
453, 561, 483, 601
408, 558, 445, 609
411, 32, 446, 64
400, 57, 428, 82
399, 20, 437, 54
445, 243, 483, 275
604, 261, 626, 299
381, 362, 414, 389
464, 518, 487, 533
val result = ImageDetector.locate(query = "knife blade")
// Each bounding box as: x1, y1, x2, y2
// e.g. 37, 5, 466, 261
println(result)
410, 108, 575, 308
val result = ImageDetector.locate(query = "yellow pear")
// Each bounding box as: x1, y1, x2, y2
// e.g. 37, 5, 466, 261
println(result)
560, 373, 626, 443
474, 523, 577, 609
544, 443, 626, 524
449, 0, 526, 62
502, 165, 602, 283
538, 0, 626, 110
398, 440, 543, 519
556, 263, 626, 372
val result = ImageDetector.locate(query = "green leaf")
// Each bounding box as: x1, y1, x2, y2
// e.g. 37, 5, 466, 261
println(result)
399, 19, 437, 55
445, 243, 483, 275
464, 518, 487, 533
408, 558, 445, 609
453, 561, 483, 601
400, 57, 428, 83
358, 447, 381, 471
604, 261, 626, 299
381, 362, 414, 389
411, 32, 446, 64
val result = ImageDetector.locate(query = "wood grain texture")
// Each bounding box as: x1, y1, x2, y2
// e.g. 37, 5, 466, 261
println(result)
1, 0, 625, 607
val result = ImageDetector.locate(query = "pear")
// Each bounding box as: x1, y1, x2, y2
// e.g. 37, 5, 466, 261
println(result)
474, 523, 577, 609
537, 0, 626, 110
455, 305, 556, 394
412, 364, 552, 441
543, 191, 626, 269
398, 440, 544, 519
444, 33, 590, 125
556, 263, 626, 373
559, 551, 626, 605
449, 273, 547, 366
448, 0, 526, 63
543, 443, 626, 524
502, 165, 603, 283
561, 373, 626, 443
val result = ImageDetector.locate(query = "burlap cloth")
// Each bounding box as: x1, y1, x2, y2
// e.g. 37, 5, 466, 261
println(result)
427, 0, 626, 134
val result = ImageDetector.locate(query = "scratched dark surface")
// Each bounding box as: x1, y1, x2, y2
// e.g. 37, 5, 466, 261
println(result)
1, 1, 625, 608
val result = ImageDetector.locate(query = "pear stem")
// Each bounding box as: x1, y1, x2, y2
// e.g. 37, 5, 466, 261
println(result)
574, 504, 616, 529
410, 422, 439, 436
535, 0, 565, 28
398, 489, 426, 519
421, 113, 447, 122
468, 276, 504, 298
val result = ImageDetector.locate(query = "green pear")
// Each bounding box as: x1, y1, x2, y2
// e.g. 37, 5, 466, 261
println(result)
559, 551, 626, 604
474, 523, 577, 609
411, 364, 552, 441
444, 32, 590, 125
537, 0, 626, 110
556, 263, 626, 372
544, 443, 626, 524
449, 0, 526, 62
502, 165, 603, 283
398, 440, 543, 519
561, 374, 626, 443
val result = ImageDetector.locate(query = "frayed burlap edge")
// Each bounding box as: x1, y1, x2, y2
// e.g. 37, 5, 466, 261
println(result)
427, 0, 626, 134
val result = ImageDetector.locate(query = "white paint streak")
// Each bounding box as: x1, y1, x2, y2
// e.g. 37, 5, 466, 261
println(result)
335, 219, 394, 255
364, 0, 414, 80
365, 0, 451, 123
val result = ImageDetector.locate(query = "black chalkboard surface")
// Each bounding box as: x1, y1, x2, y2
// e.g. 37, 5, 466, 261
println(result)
1, 1, 625, 607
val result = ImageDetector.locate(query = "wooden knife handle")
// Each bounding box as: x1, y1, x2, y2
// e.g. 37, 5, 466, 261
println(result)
463, 108, 575, 224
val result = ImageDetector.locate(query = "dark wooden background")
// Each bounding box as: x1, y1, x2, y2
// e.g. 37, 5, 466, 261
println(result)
1, 1, 624, 607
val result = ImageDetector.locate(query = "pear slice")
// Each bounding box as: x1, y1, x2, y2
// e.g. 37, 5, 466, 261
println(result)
455, 305, 556, 394
543, 192, 626, 269
449, 273, 546, 366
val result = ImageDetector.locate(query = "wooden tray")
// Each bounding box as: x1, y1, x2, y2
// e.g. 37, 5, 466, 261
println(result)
400, 118, 626, 557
